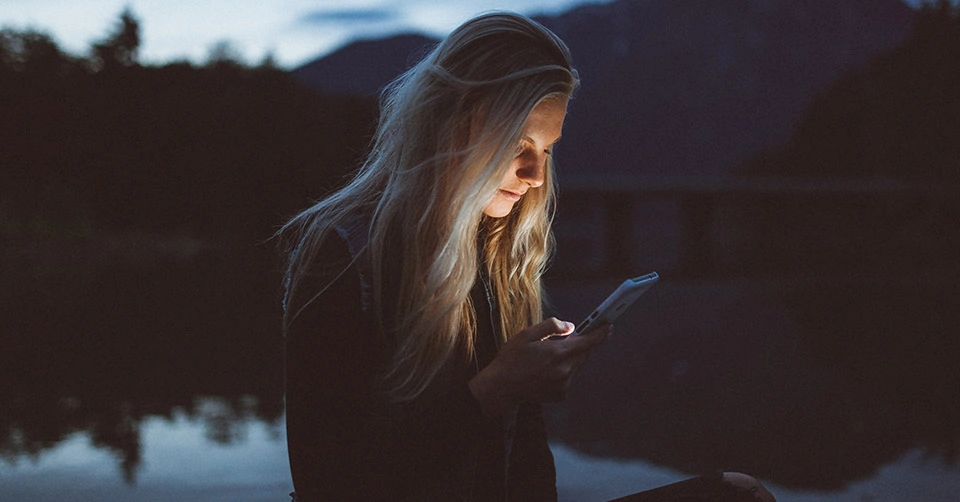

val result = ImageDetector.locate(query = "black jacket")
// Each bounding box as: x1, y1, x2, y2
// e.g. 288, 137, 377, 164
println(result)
284, 218, 557, 501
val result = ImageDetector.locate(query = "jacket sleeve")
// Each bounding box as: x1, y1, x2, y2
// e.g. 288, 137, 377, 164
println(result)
508, 402, 558, 501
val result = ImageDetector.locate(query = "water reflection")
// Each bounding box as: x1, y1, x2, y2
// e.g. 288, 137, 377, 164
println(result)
3, 406, 290, 502
546, 275, 960, 490
2, 238, 959, 499
0, 243, 285, 484
5, 411, 960, 501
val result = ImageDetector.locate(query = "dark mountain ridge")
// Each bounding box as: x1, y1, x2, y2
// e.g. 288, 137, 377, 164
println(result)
293, 33, 437, 96
293, 0, 915, 179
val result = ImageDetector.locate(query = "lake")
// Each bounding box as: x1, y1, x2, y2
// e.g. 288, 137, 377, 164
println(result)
2, 239, 958, 500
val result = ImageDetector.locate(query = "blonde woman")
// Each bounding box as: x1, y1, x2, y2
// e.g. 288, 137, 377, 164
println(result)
280, 11, 774, 502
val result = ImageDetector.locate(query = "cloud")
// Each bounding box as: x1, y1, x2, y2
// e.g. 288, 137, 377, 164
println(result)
298, 8, 399, 26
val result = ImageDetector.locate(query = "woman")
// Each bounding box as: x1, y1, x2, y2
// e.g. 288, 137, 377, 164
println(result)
280, 11, 774, 502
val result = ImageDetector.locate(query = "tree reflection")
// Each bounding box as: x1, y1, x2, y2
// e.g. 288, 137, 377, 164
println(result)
0, 246, 286, 483
90, 401, 142, 483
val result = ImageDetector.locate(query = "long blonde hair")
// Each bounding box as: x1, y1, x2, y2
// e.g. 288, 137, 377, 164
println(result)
280, 12, 578, 401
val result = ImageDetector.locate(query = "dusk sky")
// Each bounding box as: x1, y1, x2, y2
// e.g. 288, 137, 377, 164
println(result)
0, 1, 937, 69
1, 0, 622, 69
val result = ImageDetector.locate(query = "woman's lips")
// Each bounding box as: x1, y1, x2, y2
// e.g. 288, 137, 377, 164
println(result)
499, 189, 523, 202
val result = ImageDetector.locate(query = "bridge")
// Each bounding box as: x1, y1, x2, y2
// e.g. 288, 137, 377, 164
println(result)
552, 174, 950, 278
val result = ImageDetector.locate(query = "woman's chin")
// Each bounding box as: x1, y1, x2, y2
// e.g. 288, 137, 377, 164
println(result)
482, 203, 514, 218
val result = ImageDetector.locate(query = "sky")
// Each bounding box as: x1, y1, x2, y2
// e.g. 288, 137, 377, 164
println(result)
0, 0, 620, 69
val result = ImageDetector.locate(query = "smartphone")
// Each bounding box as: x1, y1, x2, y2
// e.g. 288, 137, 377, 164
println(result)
574, 272, 659, 335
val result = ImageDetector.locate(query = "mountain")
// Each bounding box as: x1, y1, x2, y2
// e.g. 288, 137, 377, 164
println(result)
293, 33, 438, 96
293, 0, 915, 178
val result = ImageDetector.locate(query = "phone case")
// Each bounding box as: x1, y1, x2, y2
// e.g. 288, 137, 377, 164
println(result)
574, 272, 659, 335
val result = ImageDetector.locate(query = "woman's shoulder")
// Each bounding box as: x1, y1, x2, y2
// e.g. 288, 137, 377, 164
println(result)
284, 214, 367, 314
332, 212, 371, 259
300, 230, 354, 283
300, 211, 372, 279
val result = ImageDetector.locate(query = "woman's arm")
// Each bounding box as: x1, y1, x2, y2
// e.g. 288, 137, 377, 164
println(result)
508, 402, 558, 501
284, 237, 399, 500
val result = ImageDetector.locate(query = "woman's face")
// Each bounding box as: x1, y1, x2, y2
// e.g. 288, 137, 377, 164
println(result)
482, 97, 568, 218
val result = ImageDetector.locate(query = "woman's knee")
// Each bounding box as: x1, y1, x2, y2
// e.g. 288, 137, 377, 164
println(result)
721, 472, 776, 502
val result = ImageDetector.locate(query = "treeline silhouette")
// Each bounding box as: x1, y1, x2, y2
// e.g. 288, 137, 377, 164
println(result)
1, 9, 373, 483
1, 9, 376, 245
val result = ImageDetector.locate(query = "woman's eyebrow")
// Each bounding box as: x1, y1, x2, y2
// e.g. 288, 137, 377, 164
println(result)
521, 134, 562, 144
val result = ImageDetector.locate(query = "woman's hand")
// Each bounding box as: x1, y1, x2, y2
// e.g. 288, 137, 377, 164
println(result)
468, 317, 611, 416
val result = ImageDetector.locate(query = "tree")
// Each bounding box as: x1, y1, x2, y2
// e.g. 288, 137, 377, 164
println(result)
91, 8, 141, 71
205, 40, 245, 67
0, 28, 76, 75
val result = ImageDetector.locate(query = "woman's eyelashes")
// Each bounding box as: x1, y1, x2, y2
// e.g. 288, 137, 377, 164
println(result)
514, 141, 554, 158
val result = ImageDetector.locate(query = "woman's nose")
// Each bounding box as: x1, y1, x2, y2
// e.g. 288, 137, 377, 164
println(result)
517, 152, 545, 188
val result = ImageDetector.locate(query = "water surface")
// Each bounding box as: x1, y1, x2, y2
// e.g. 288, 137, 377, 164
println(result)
2, 243, 957, 500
